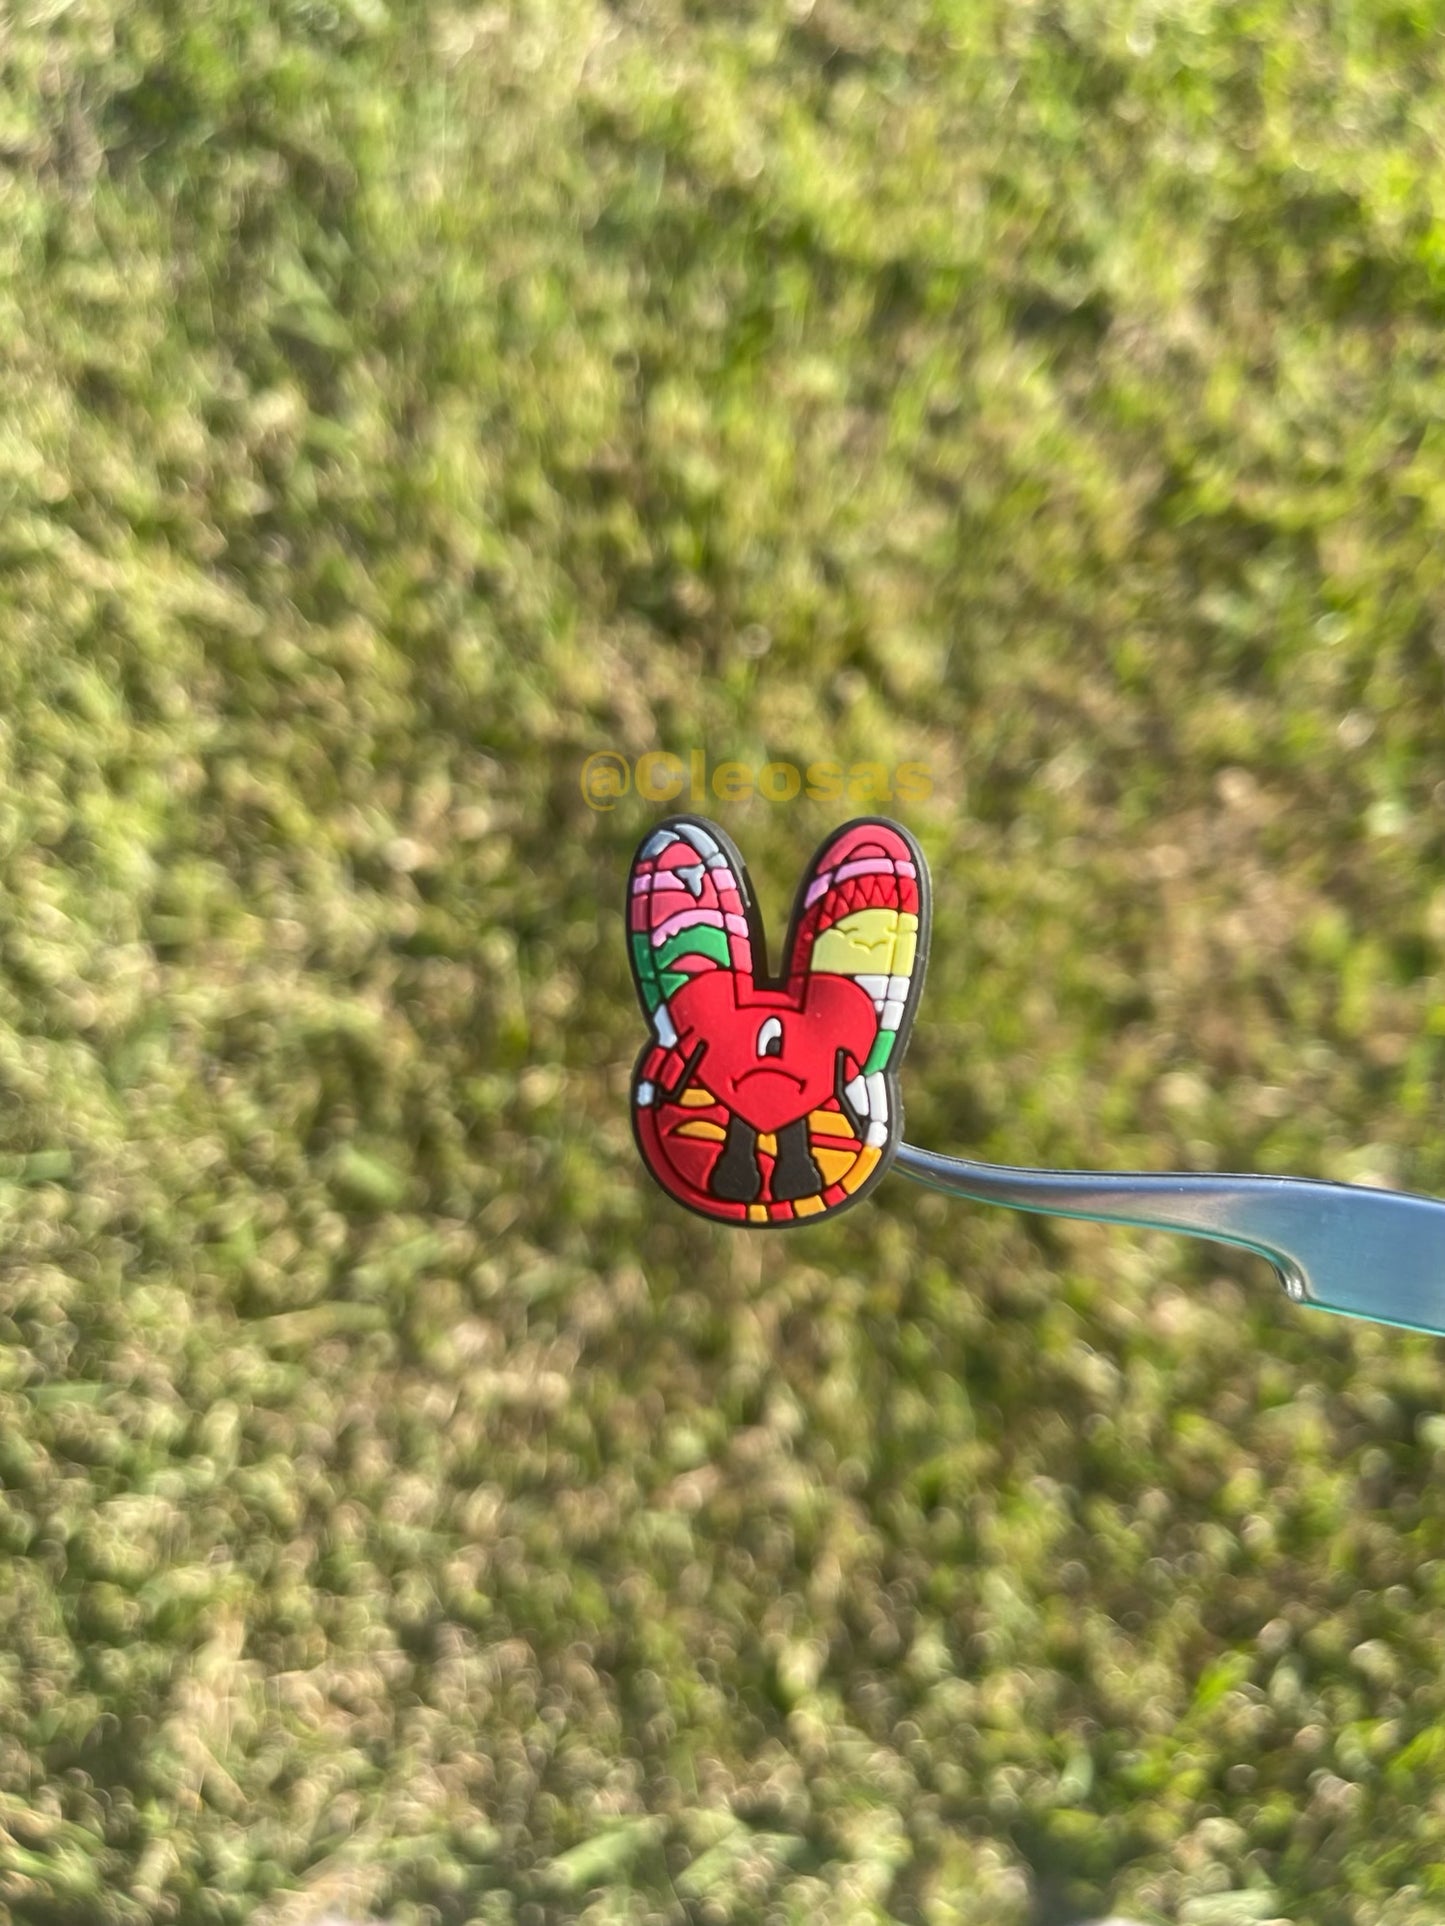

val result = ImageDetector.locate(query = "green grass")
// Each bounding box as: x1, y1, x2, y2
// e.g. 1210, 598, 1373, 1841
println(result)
4, 0, 1445, 1920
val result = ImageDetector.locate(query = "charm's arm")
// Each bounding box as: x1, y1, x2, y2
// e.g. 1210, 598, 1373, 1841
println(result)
656, 1037, 707, 1106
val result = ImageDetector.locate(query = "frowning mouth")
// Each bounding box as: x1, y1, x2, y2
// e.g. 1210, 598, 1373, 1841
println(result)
734, 1064, 806, 1090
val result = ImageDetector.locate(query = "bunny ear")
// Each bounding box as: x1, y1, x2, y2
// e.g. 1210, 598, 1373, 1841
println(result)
785, 817, 929, 1078
626, 817, 756, 1044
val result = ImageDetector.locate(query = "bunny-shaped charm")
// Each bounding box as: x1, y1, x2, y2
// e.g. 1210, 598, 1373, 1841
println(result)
627, 816, 930, 1225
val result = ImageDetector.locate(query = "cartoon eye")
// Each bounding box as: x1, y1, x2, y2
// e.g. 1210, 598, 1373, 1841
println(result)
756, 1016, 783, 1059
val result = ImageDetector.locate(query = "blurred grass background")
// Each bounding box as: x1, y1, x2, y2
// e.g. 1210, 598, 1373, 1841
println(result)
4, 0, 1445, 1921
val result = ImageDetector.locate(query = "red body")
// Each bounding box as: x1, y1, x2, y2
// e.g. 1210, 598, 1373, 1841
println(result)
668, 971, 877, 1132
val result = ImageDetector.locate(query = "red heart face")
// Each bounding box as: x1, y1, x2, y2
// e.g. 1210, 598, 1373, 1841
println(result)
627, 816, 929, 1227
669, 970, 878, 1132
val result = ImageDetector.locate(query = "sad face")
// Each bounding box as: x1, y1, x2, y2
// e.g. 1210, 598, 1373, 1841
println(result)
667, 970, 878, 1133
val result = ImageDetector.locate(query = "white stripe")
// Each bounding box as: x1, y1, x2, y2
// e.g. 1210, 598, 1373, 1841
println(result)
651, 908, 727, 945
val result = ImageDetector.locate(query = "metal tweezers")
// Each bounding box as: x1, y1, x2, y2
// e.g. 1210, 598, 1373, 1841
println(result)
893, 1142, 1445, 1338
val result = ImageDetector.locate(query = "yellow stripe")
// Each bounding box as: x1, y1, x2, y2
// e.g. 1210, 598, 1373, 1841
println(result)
811, 909, 919, 977
814, 1143, 859, 1186
840, 1145, 882, 1194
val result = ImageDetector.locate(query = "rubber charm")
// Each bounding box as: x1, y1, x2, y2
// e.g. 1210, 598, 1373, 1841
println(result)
626, 815, 930, 1227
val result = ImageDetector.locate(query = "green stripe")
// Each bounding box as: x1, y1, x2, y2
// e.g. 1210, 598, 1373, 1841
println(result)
655, 923, 731, 970
863, 1030, 895, 1073
631, 931, 663, 1010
